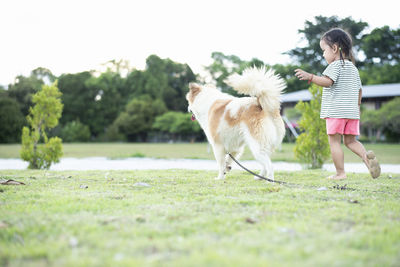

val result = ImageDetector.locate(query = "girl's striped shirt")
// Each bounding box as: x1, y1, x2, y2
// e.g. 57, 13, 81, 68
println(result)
320, 60, 362, 119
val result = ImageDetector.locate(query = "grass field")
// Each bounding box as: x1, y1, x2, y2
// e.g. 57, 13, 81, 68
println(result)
1, 169, 400, 266
1, 142, 400, 164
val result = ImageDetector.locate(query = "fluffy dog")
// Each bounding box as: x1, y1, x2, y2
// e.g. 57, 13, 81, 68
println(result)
186, 67, 286, 180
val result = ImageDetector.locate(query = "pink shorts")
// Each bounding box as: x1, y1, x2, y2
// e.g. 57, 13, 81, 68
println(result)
325, 118, 360, 135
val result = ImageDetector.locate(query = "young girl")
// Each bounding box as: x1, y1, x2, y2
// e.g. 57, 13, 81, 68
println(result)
294, 28, 380, 180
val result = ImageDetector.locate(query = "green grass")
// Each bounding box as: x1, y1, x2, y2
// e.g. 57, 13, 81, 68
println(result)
1, 142, 400, 164
1, 169, 399, 266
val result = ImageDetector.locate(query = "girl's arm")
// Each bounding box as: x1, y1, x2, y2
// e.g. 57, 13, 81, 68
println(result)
294, 69, 333, 88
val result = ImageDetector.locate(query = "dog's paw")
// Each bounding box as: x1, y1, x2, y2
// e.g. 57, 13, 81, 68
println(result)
215, 175, 226, 180
225, 165, 232, 173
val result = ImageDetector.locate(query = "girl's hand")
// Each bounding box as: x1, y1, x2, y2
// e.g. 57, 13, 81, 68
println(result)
295, 69, 333, 87
294, 69, 312, 81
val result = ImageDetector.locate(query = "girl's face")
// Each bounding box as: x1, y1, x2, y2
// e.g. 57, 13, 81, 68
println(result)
320, 39, 340, 64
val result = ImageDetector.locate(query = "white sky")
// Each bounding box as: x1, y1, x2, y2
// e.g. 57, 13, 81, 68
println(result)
1, 0, 399, 87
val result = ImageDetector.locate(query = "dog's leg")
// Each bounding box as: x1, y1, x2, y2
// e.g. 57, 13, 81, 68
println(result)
253, 152, 274, 181
246, 139, 274, 181
225, 147, 244, 173
212, 143, 226, 180
252, 150, 274, 180
263, 153, 274, 181
224, 154, 232, 173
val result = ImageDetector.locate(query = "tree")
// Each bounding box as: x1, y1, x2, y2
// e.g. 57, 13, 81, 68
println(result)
20, 82, 63, 169
361, 26, 400, 65
59, 68, 130, 139
204, 52, 244, 94
286, 16, 368, 73
7, 68, 56, 116
85, 71, 126, 136
170, 112, 203, 141
57, 56, 196, 139
358, 26, 400, 85
359, 63, 400, 85
362, 97, 400, 142
204, 52, 264, 95
0, 96, 25, 143
7, 74, 43, 116
153, 111, 203, 141
205, 52, 310, 92
126, 55, 196, 112
294, 84, 330, 168
31, 67, 56, 84
60, 120, 91, 142
380, 97, 400, 133
101, 59, 133, 76
380, 97, 400, 141
58, 72, 97, 135
152, 112, 177, 133
361, 97, 400, 142
163, 60, 196, 111
361, 108, 384, 142
272, 63, 312, 93
113, 95, 167, 141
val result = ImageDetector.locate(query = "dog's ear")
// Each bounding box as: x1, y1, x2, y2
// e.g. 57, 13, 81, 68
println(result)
189, 83, 201, 91
187, 83, 202, 103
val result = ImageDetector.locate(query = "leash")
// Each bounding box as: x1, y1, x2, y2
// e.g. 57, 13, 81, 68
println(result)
228, 153, 287, 185
228, 153, 309, 189
228, 152, 359, 190
228, 153, 398, 194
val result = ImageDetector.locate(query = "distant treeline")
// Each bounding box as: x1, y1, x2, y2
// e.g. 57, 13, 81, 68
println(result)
0, 16, 398, 143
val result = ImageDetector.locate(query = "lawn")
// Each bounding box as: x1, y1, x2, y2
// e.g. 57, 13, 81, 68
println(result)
1, 169, 399, 266
1, 142, 400, 164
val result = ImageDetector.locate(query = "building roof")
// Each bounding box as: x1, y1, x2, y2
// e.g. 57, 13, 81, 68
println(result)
281, 83, 400, 103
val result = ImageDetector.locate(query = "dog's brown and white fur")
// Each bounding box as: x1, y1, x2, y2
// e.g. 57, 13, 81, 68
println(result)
186, 67, 286, 180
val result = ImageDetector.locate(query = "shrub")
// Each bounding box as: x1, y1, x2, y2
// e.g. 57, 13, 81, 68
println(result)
61, 120, 91, 142
361, 97, 400, 142
20, 82, 63, 169
113, 95, 167, 141
153, 111, 203, 141
294, 84, 330, 169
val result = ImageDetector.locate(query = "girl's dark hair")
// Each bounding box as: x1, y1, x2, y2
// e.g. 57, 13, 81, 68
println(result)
321, 28, 355, 64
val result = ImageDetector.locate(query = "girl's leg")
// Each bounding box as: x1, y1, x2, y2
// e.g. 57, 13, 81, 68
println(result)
344, 135, 381, 178
343, 135, 368, 167
328, 134, 346, 179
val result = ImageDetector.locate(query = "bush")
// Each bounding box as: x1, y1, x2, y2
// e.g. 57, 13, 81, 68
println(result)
20, 82, 63, 169
153, 111, 203, 141
294, 84, 330, 169
98, 123, 126, 142
61, 120, 91, 142
379, 97, 400, 142
113, 95, 167, 141
361, 97, 400, 142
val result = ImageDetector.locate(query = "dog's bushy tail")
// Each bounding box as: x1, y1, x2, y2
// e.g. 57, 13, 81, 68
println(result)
225, 67, 286, 113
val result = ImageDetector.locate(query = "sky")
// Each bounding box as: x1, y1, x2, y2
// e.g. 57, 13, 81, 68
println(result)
0, 0, 399, 87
